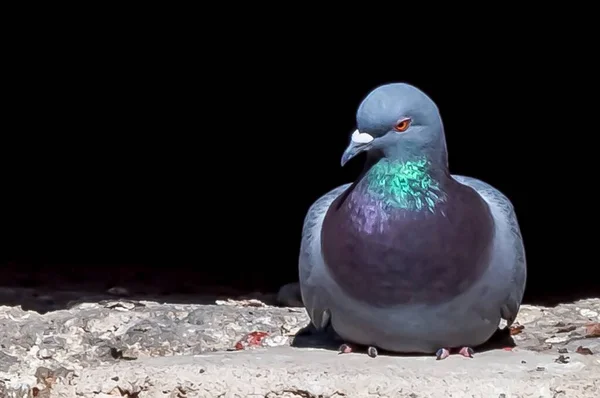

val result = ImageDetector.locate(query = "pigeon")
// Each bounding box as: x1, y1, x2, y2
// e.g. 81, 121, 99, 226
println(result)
298, 83, 526, 360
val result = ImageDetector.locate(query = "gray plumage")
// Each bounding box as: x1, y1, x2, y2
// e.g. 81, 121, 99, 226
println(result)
298, 83, 526, 353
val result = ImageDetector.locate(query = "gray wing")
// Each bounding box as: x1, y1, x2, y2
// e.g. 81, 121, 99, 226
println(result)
298, 183, 351, 330
452, 175, 527, 327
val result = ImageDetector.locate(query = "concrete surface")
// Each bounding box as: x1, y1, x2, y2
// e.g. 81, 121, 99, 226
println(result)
45, 346, 599, 397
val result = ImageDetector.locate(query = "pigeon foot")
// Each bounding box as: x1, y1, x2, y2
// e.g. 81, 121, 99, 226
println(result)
435, 346, 474, 360
367, 346, 378, 358
435, 348, 450, 360
338, 343, 378, 358
458, 346, 474, 358
338, 343, 353, 354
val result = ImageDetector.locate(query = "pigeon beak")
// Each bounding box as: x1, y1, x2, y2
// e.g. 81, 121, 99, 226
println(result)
341, 130, 374, 166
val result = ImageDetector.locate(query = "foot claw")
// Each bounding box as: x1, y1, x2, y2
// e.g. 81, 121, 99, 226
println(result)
435, 348, 450, 360
458, 346, 474, 358
367, 346, 378, 358
338, 343, 353, 354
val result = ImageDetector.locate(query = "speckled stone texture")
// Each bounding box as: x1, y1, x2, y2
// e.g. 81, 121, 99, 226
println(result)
0, 286, 598, 397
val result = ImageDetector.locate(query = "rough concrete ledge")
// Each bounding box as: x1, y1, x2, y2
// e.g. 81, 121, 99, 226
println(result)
1, 290, 599, 397
44, 347, 600, 397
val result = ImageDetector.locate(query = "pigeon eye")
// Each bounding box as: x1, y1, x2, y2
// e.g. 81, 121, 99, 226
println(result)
394, 118, 411, 132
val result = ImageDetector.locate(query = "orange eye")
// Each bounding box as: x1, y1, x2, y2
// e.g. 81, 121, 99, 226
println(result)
394, 118, 411, 132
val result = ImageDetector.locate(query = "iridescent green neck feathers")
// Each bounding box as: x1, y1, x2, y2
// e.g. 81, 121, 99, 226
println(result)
364, 157, 446, 212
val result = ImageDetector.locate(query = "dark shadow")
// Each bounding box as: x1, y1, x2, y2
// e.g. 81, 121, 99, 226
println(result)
1, 261, 599, 314
290, 324, 343, 351
523, 284, 600, 307
291, 321, 516, 358
476, 327, 517, 352
0, 263, 283, 314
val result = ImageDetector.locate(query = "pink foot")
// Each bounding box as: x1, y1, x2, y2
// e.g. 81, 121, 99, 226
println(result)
338, 343, 378, 358
436, 347, 474, 360
338, 343, 353, 354
436, 348, 450, 360
458, 346, 474, 358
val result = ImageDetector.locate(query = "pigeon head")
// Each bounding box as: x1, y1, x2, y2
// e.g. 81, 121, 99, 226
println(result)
341, 83, 447, 167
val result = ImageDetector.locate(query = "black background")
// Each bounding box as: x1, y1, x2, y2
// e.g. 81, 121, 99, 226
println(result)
3, 35, 599, 307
